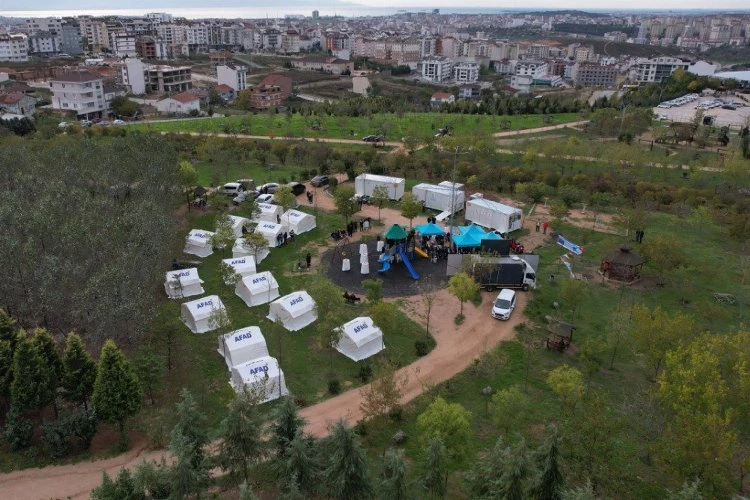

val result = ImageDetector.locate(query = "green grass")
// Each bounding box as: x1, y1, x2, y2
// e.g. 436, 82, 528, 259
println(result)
131, 112, 582, 141
136, 207, 435, 438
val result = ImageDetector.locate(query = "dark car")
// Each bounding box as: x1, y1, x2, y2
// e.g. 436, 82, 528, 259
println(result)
363, 135, 384, 142
288, 182, 306, 196
310, 175, 329, 187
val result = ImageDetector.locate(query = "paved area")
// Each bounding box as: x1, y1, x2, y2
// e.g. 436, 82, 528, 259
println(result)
653, 95, 750, 128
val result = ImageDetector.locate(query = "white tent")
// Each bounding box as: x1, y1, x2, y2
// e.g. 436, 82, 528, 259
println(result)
256, 222, 287, 248
335, 317, 385, 362
230, 356, 289, 403
235, 271, 280, 307
225, 215, 251, 238
355, 174, 405, 200
282, 209, 316, 235
184, 229, 215, 258
164, 267, 205, 299
232, 238, 270, 263
253, 203, 284, 223
221, 256, 257, 284
267, 291, 317, 331
180, 295, 227, 334
465, 198, 523, 234
217, 326, 269, 369
412, 183, 465, 213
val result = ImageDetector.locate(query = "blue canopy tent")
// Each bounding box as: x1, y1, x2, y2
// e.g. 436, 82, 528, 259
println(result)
415, 223, 447, 236
453, 225, 501, 248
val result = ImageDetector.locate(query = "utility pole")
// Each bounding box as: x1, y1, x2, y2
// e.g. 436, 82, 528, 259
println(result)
449, 146, 459, 239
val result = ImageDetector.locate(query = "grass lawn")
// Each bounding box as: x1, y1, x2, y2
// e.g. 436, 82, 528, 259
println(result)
136, 206, 434, 439
131, 112, 582, 141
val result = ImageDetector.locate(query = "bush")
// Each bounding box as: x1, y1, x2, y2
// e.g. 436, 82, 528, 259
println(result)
357, 363, 374, 383
42, 420, 70, 458
415, 340, 429, 357
69, 410, 98, 450
329, 177, 339, 188
4, 407, 33, 451
328, 378, 341, 395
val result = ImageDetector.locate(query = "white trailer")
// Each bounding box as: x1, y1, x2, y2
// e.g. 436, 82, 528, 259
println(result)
355, 174, 405, 200
412, 183, 465, 213
465, 198, 523, 234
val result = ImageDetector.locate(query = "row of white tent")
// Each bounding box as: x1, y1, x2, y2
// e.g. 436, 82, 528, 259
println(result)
183, 210, 317, 257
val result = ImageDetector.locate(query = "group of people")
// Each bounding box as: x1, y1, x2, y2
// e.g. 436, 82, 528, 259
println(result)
534, 220, 549, 234
342, 291, 361, 304
275, 229, 295, 247
296, 252, 313, 271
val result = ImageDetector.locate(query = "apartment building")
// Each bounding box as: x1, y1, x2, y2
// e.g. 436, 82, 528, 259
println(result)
293, 56, 350, 74
0, 34, 29, 62
50, 71, 106, 119
60, 24, 84, 56
634, 56, 690, 83
282, 29, 300, 54
247, 73, 292, 109
217, 63, 248, 92
80, 18, 110, 51
572, 63, 617, 87
515, 60, 548, 78
453, 62, 480, 84
25, 17, 62, 35
111, 33, 137, 58
420, 56, 454, 82
28, 32, 60, 55
122, 58, 192, 95
135, 36, 166, 60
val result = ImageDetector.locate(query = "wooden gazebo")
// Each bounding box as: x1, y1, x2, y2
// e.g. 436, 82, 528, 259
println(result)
601, 246, 646, 284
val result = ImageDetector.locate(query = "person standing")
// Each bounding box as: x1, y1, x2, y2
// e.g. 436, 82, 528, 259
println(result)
535, 220, 541, 232
542, 221, 549, 234
306, 252, 312, 268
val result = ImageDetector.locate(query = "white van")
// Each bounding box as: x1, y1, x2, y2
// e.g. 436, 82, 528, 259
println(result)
491, 289, 516, 320
222, 182, 244, 197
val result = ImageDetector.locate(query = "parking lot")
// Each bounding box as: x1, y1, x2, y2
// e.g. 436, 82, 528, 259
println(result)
652, 94, 750, 128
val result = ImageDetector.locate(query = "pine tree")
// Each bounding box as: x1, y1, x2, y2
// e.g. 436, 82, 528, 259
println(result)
4, 406, 33, 451
92, 340, 143, 448
271, 396, 306, 457
420, 436, 448, 498
379, 449, 407, 500
133, 459, 172, 499
239, 481, 259, 500
218, 391, 264, 482
323, 420, 373, 500
534, 429, 564, 500
62, 332, 97, 410
10, 331, 47, 411
31, 328, 63, 414
0, 339, 13, 409
274, 429, 321, 495
91, 472, 117, 500
169, 389, 209, 498
0, 308, 17, 347
132, 349, 164, 405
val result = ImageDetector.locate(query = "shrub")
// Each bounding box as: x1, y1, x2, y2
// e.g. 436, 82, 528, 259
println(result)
329, 177, 339, 188
69, 410, 98, 450
357, 363, 374, 383
4, 407, 33, 451
415, 340, 429, 357
42, 420, 70, 458
328, 378, 341, 395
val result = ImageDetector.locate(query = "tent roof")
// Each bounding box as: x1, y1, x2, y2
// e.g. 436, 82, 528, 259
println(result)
222, 255, 256, 272
165, 267, 202, 286
234, 356, 281, 380
221, 326, 266, 351
241, 271, 279, 294
467, 198, 522, 215
227, 215, 250, 228
182, 295, 225, 321
454, 225, 500, 247
257, 203, 282, 215
339, 317, 383, 348
272, 291, 315, 318
415, 223, 446, 236
256, 222, 285, 235
186, 229, 214, 246
385, 224, 408, 240
606, 246, 646, 267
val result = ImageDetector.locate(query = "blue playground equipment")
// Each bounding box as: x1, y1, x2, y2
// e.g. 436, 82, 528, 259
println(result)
378, 243, 419, 280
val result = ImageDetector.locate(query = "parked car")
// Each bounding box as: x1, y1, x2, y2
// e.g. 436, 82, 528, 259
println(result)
233, 191, 249, 205
310, 175, 329, 187
258, 182, 280, 194
80, 120, 93, 127
96, 120, 111, 127
236, 178, 256, 191
363, 135, 384, 142
221, 182, 244, 197
113, 119, 126, 125
256, 193, 275, 203
288, 182, 306, 196
491, 289, 517, 320
58, 121, 70, 128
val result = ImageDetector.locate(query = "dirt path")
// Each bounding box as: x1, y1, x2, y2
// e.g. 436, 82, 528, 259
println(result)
493, 120, 590, 137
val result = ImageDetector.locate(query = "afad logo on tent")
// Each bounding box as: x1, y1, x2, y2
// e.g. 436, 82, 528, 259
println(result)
252, 275, 267, 284
289, 296, 304, 306
234, 331, 252, 343
248, 364, 269, 375
230, 258, 247, 265
196, 300, 214, 309
353, 323, 369, 334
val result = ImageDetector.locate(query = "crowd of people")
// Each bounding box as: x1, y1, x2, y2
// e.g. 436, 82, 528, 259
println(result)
275, 229, 295, 247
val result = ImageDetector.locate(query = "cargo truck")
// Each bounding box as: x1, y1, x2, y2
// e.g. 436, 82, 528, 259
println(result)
472, 255, 537, 291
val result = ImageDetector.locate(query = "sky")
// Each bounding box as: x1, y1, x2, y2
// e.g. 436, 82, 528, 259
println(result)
3, 0, 750, 13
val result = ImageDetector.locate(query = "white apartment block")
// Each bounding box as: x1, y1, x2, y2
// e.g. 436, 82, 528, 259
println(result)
453, 62, 480, 83
0, 34, 29, 62
634, 56, 690, 83
217, 63, 248, 92
187, 25, 210, 47
111, 33, 137, 58
29, 32, 61, 55
25, 17, 62, 35
80, 19, 110, 50
420, 56, 453, 82
515, 60, 548, 78
50, 71, 107, 118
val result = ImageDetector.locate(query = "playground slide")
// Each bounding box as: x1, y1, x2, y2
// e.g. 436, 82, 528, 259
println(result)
378, 254, 391, 273
398, 246, 420, 280
414, 247, 429, 259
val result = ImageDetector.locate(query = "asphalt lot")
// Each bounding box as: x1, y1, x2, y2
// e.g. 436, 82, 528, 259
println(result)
653, 95, 750, 128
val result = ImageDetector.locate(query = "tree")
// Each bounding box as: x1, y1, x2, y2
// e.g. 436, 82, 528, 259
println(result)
666, 479, 704, 499
111, 96, 139, 117
379, 449, 407, 500
92, 340, 143, 448
490, 385, 529, 436
169, 388, 209, 498
399, 192, 422, 228
218, 390, 264, 482
561, 479, 595, 500
359, 361, 408, 423
133, 458, 172, 499
132, 349, 164, 405
323, 419, 373, 500
239, 481, 260, 500
370, 185, 389, 222
32, 328, 63, 414
241, 231, 269, 263
630, 305, 693, 379
213, 214, 237, 257
4, 406, 33, 451
640, 235, 685, 285
61, 332, 97, 410
546, 365, 584, 412
275, 185, 297, 223
275, 429, 321, 496
370, 300, 399, 337
464, 437, 510, 499
0, 308, 18, 349
333, 184, 359, 222
10, 331, 48, 412
414, 279, 439, 337
178, 160, 198, 210
0, 339, 14, 410
271, 396, 306, 457
559, 279, 588, 318
516, 182, 550, 203
550, 201, 569, 221
532, 428, 565, 500
420, 436, 448, 498
448, 272, 479, 317
417, 396, 472, 465
308, 277, 346, 368
361, 278, 383, 303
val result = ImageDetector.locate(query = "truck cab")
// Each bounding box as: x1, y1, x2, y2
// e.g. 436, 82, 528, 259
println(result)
472, 255, 537, 291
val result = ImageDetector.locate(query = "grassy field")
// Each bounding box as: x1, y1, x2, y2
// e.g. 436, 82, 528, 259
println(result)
344, 210, 748, 497
132, 112, 582, 141
136, 206, 434, 439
